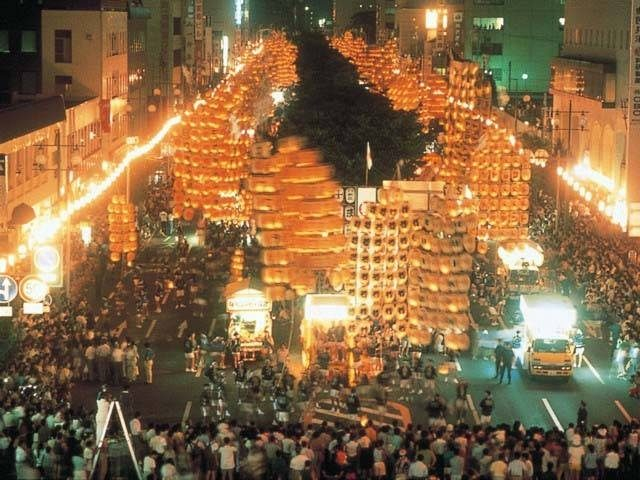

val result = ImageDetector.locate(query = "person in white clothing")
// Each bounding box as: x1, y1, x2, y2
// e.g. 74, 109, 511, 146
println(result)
219, 437, 237, 480
95, 390, 111, 443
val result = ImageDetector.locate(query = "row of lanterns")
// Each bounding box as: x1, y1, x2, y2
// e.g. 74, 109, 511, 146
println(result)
330, 33, 448, 129
171, 32, 298, 223
250, 137, 346, 300
107, 195, 137, 263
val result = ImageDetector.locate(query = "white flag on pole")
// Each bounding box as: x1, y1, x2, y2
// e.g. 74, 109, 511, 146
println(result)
366, 142, 373, 171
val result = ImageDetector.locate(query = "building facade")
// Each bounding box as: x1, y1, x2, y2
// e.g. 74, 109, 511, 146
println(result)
0, 0, 44, 105
395, 0, 465, 65
463, 0, 564, 95
128, 1, 152, 136
0, 96, 102, 237
41, 1, 129, 161
550, 0, 629, 190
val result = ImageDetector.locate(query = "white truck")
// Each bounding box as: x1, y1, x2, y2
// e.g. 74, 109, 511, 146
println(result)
520, 294, 576, 378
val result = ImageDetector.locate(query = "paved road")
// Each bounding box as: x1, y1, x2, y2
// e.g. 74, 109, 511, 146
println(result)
71, 216, 640, 430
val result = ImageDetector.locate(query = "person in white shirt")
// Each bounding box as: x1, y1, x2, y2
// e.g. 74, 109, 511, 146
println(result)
568, 435, 585, 480
603, 445, 620, 479
219, 437, 237, 480
143, 452, 157, 477
408, 454, 429, 479
129, 412, 142, 436
507, 452, 525, 480
160, 458, 177, 479
149, 432, 167, 455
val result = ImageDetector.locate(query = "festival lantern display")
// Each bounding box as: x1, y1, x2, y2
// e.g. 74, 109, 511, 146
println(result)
468, 128, 531, 240
333, 187, 474, 351
107, 195, 138, 263
171, 32, 298, 223
250, 138, 346, 299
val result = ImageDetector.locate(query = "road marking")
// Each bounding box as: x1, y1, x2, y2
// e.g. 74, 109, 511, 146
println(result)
583, 356, 605, 384
542, 398, 564, 431
181, 401, 192, 424
145, 319, 157, 339
177, 320, 188, 339
614, 400, 632, 422
466, 393, 480, 425
454, 358, 462, 371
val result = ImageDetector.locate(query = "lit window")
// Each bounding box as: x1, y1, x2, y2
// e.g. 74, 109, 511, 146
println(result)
21, 30, 37, 53
472, 17, 504, 30
0, 30, 9, 53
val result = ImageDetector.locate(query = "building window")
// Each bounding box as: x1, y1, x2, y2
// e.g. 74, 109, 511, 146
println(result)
54, 75, 72, 95
173, 48, 182, 66
21, 30, 37, 53
20, 71, 37, 94
472, 17, 504, 31
54, 30, 72, 63
173, 17, 182, 36
0, 30, 9, 53
472, 42, 502, 56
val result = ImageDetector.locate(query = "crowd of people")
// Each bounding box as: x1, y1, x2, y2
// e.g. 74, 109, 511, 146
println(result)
528, 191, 640, 382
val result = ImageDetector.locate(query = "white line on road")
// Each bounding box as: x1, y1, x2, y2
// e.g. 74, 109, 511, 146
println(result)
145, 319, 157, 339
177, 320, 188, 339
583, 356, 605, 384
466, 393, 480, 425
455, 358, 462, 371
542, 398, 564, 431
181, 401, 192, 424
614, 400, 632, 422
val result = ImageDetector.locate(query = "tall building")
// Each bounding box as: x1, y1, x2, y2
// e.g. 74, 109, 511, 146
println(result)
463, 0, 564, 95
128, 0, 152, 136
550, 0, 629, 198
41, 0, 130, 161
0, 0, 44, 105
203, 0, 237, 80
395, 0, 465, 63
145, 0, 186, 121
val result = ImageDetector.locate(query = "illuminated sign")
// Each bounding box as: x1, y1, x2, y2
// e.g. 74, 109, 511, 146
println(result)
221, 35, 229, 69
234, 0, 243, 26
227, 289, 271, 311
19, 275, 49, 303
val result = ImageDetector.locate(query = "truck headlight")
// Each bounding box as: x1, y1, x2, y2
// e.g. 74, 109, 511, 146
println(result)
561, 366, 571, 370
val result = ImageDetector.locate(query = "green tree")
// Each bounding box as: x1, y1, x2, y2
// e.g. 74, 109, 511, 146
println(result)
279, 33, 427, 185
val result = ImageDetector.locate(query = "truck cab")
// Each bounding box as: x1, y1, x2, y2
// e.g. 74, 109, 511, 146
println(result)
520, 294, 576, 378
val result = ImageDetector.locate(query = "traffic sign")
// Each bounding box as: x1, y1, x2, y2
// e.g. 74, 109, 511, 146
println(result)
0, 275, 18, 303
19, 275, 49, 303
33, 245, 62, 287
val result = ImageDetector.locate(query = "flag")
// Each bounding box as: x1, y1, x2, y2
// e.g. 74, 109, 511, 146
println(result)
366, 142, 373, 171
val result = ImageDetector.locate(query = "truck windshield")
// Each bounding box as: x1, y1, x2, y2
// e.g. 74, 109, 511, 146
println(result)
532, 339, 570, 353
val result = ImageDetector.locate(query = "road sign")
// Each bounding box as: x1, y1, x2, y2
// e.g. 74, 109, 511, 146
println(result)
0, 306, 12, 317
33, 245, 62, 287
19, 275, 49, 303
0, 275, 18, 303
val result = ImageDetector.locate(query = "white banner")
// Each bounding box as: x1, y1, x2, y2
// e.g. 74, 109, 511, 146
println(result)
627, 0, 640, 235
